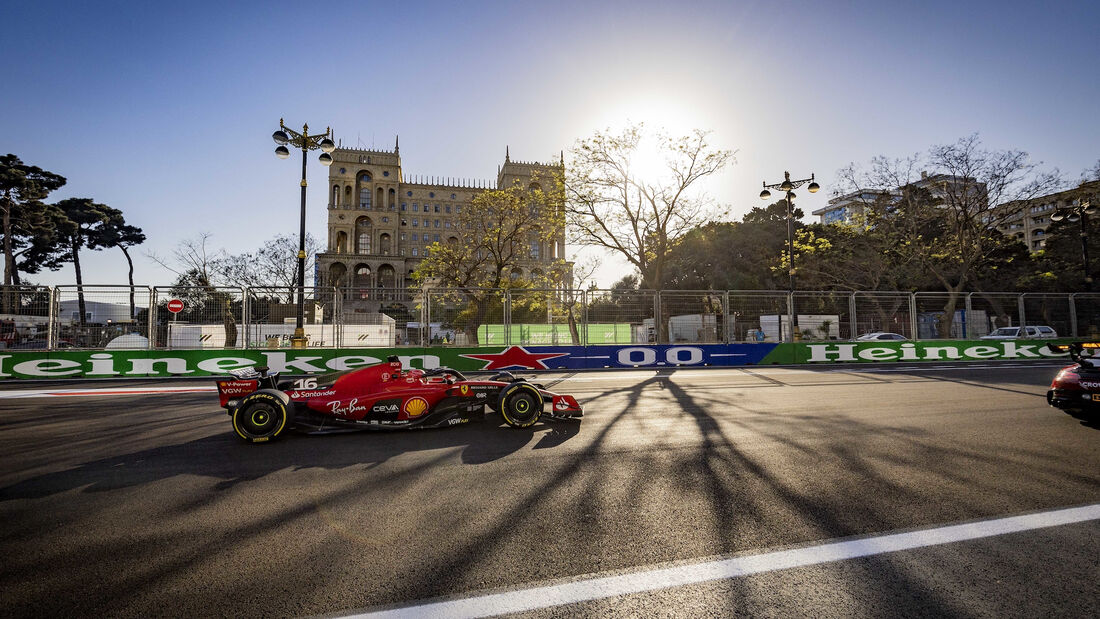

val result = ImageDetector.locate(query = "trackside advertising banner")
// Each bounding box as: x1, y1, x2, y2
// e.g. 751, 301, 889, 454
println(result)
790, 340, 1072, 364
0, 341, 1070, 380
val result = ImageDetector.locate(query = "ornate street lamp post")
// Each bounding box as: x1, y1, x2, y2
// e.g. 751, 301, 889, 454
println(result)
760, 171, 820, 341
1050, 195, 1098, 291
272, 119, 335, 348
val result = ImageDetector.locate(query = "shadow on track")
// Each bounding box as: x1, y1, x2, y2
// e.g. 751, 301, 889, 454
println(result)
0, 416, 580, 501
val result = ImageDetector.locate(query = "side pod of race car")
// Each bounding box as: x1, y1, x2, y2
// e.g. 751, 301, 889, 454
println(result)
215, 356, 583, 443
1046, 342, 1100, 417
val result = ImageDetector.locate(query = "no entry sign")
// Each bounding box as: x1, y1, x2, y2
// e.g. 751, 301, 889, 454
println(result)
167, 299, 185, 314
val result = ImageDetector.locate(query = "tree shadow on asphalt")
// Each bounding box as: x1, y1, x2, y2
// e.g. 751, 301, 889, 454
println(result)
0, 414, 580, 501
657, 378, 1046, 617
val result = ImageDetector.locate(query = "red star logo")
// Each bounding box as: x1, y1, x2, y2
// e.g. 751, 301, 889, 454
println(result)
461, 346, 569, 370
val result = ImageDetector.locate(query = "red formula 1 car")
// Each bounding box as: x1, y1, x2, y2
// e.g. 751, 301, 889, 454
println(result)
215, 356, 583, 443
1046, 342, 1100, 418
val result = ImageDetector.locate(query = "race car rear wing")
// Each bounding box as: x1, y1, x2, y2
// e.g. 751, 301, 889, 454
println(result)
1046, 342, 1100, 367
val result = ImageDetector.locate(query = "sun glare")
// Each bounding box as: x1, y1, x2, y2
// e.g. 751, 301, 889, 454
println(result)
586, 93, 706, 183
628, 134, 670, 182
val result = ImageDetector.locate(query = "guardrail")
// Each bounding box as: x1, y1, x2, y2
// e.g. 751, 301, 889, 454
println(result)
1, 285, 1097, 350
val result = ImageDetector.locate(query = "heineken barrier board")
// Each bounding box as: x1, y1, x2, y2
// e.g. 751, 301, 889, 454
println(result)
789, 340, 1072, 364
0, 340, 1071, 380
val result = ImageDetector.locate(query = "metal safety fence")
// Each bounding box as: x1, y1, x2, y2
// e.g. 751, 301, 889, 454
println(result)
1, 285, 1096, 349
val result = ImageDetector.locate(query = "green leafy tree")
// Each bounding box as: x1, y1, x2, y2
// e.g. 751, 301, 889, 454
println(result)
52, 198, 119, 326
0, 155, 66, 296
662, 201, 802, 291
413, 180, 564, 344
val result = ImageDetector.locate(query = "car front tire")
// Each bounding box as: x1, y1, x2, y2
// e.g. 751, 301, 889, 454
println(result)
497, 382, 543, 428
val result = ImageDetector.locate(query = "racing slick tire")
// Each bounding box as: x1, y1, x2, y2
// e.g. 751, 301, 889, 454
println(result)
497, 382, 543, 428
232, 390, 291, 444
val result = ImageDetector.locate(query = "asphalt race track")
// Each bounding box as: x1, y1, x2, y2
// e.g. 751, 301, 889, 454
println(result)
1, 363, 1098, 618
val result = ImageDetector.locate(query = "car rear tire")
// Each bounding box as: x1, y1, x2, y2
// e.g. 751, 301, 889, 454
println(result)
497, 382, 543, 428
232, 391, 290, 443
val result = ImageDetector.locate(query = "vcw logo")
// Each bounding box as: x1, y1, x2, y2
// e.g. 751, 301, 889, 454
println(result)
199, 334, 213, 342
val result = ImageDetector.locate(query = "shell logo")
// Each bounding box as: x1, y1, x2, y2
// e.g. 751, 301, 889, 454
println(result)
404, 397, 429, 417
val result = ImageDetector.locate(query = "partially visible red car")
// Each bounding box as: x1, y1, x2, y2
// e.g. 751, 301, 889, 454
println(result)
1047, 342, 1100, 418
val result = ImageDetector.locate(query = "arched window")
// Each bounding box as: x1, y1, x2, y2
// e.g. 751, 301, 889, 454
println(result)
358, 173, 372, 209
510, 267, 523, 281
329, 262, 347, 288
354, 264, 371, 287
376, 187, 384, 210
355, 217, 373, 254
388, 188, 396, 211
336, 231, 348, 254
378, 264, 396, 289
379, 233, 392, 255
354, 264, 372, 298
332, 184, 340, 205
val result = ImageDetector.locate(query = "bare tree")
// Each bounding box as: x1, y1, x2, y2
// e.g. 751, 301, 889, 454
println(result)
840, 134, 1061, 335
148, 234, 238, 347
1083, 159, 1100, 183
565, 124, 734, 291
219, 233, 321, 302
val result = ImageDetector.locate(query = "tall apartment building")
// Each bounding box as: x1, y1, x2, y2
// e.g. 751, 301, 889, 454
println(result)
994, 181, 1100, 252
314, 140, 566, 310
811, 172, 980, 225
811, 189, 896, 224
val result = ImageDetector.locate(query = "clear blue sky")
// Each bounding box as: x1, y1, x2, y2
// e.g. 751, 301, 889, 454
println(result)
4, 0, 1098, 287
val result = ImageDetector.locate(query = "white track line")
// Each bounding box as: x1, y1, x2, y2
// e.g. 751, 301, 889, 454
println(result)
0, 385, 216, 399
344, 504, 1100, 618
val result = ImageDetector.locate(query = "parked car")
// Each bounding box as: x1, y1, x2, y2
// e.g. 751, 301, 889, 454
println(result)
105, 333, 150, 349
980, 326, 1058, 340
855, 332, 908, 341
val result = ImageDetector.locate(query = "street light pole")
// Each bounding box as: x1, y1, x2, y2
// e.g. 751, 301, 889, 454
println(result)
1051, 196, 1097, 292
760, 171, 820, 342
273, 119, 335, 349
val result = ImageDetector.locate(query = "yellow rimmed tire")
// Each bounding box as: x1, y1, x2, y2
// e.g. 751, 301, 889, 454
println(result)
497, 382, 543, 428
232, 391, 290, 444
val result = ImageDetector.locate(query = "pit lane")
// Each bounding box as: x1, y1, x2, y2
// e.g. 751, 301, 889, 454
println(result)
1, 363, 1097, 617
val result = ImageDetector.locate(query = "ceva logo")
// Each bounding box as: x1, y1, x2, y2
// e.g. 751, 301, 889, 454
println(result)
804, 342, 1068, 362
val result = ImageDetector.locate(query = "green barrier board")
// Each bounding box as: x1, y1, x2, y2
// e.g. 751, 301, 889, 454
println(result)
784, 340, 1073, 363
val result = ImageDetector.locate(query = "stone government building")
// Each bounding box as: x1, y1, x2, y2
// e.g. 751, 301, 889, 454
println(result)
314, 139, 566, 312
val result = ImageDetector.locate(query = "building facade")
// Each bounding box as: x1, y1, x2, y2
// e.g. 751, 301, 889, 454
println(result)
314, 140, 566, 309
813, 174, 1100, 254
994, 181, 1100, 252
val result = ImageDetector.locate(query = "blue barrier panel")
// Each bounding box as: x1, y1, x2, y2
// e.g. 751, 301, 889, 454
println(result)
454, 344, 781, 371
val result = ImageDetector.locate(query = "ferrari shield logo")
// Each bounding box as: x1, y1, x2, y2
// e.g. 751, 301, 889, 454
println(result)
460, 385, 469, 395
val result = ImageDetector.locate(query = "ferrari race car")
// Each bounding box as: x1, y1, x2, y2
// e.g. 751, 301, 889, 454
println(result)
1046, 342, 1100, 417
215, 356, 583, 443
